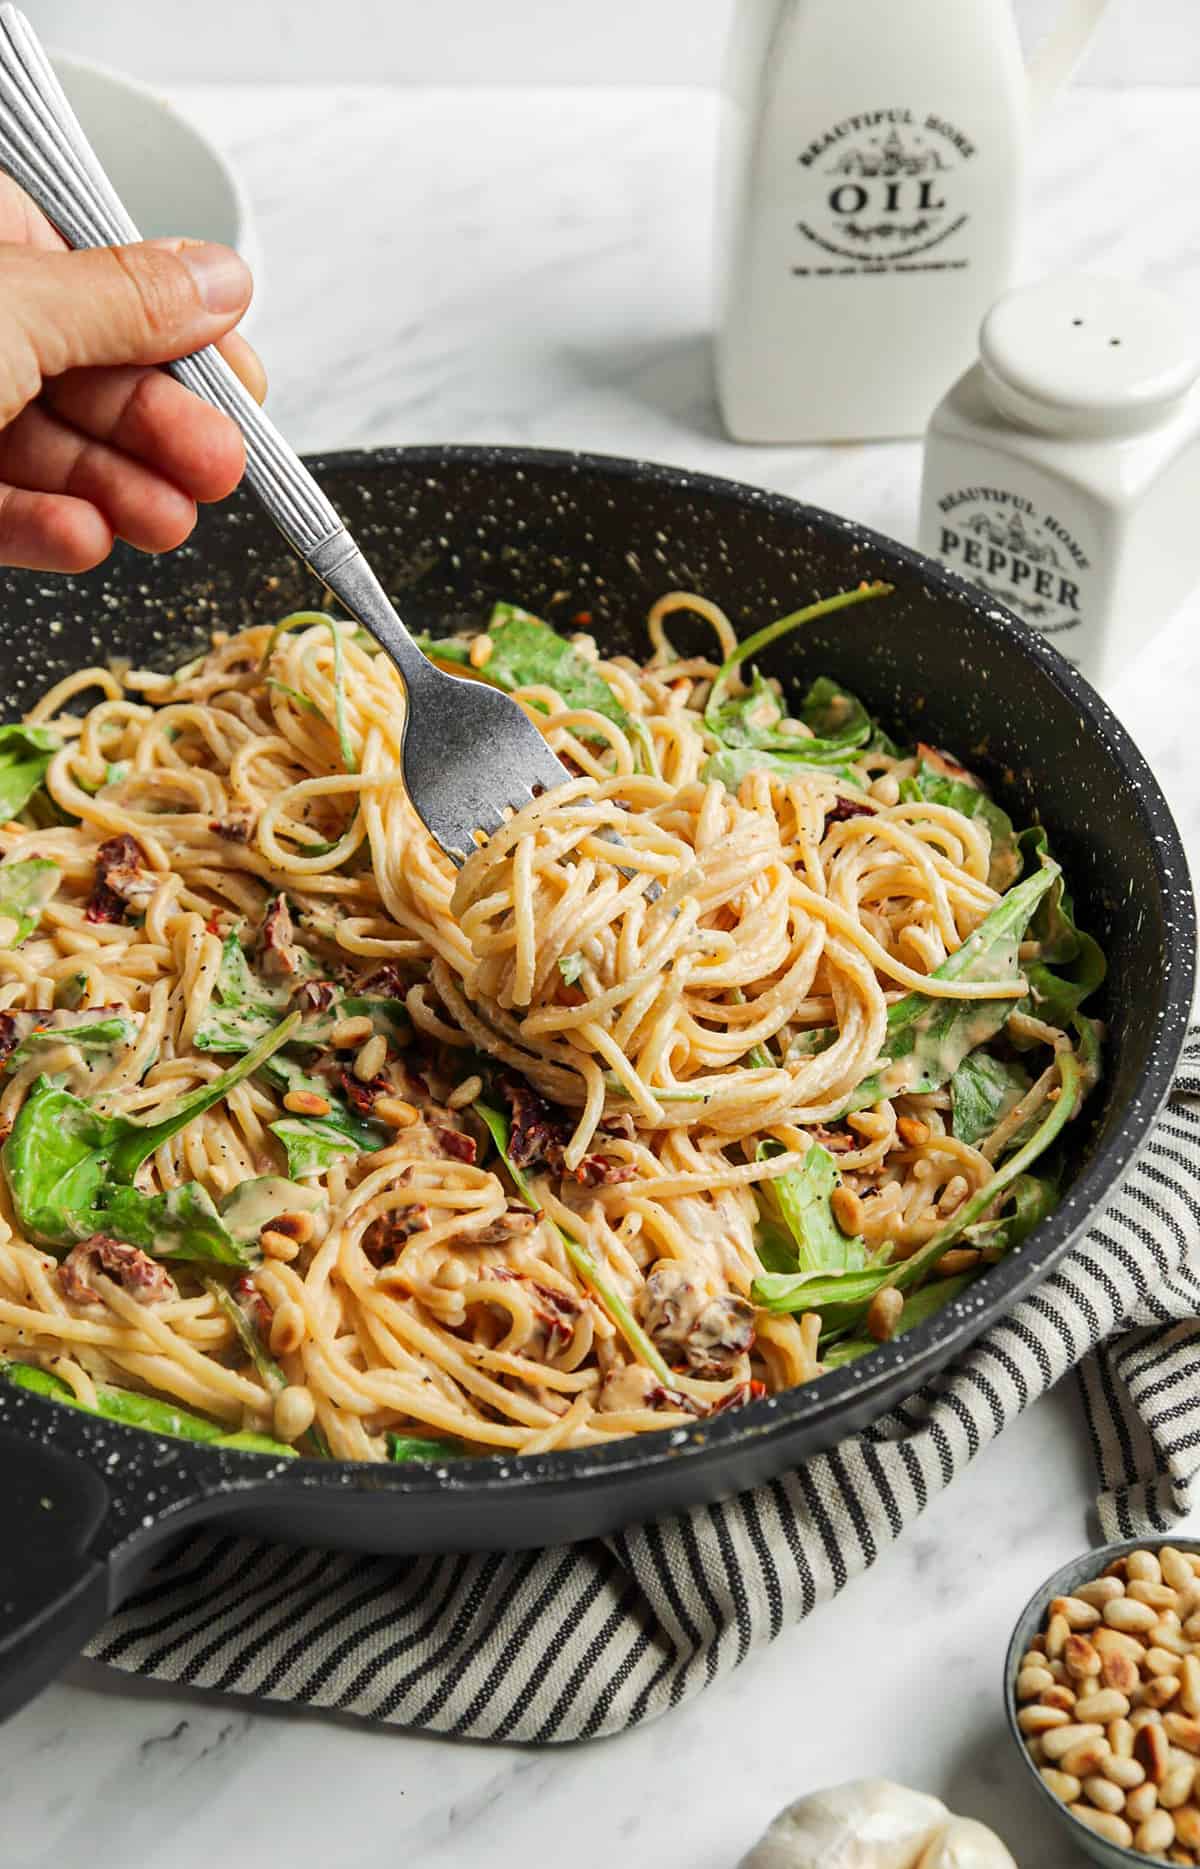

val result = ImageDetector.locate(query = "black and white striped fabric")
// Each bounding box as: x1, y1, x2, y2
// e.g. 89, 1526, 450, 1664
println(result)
85, 1033, 1200, 1743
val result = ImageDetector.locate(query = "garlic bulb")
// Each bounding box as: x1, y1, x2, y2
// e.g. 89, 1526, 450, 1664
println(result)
739, 1781, 1017, 1869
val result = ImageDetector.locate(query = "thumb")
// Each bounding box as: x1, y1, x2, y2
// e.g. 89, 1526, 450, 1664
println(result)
3, 238, 253, 381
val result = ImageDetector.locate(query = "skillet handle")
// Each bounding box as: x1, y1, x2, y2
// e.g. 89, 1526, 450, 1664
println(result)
0, 1427, 112, 1721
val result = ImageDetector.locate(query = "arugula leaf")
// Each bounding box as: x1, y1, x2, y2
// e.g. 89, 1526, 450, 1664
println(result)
218, 1176, 326, 1242
950, 1050, 1031, 1146
212, 1430, 299, 1456
262, 1051, 387, 1175
0, 1357, 254, 1445
473, 1097, 673, 1385
1016, 826, 1106, 1027
821, 1273, 978, 1367
0, 858, 58, 945
420, 603, 629, 734
753, 1049, 1082, 1323
704, 583, 891, 737
899, 759, 1020, 892
1, 1011, 138, 1073
706, 669, 875, 765
3, 1013, 299, 1249
0, 724, 60, 821
558, 952, 584, 985
963, 1172, 1058, 1254
93, 1182, 254, 1267
388, 1432, 473, 1461
271, 1116, 369, 1177
194, 929, 290, 1053
842, 863, 1059, 1112
756, 1141, 866, 1275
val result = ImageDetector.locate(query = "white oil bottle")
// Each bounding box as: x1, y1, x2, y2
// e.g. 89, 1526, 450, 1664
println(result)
714, 0, 1108, 444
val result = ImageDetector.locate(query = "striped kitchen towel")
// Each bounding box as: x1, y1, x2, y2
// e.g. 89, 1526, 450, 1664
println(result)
85, 1032, 1200, 1743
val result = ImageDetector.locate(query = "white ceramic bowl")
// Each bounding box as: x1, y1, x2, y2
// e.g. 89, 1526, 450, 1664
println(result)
48, 53, 259, 322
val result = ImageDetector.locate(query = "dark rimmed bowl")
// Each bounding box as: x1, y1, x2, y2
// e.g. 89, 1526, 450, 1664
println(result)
0, 445, 1193, 1720
1005, 1538, 1200, 1865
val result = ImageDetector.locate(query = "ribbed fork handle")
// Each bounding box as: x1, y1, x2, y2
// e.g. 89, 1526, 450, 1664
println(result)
0, 3, 435, 694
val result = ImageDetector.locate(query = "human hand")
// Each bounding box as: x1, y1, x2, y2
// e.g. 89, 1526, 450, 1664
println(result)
0, 177, 266, 573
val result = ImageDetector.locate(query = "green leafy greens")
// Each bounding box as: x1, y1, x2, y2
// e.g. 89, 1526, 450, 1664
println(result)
0, 858, 59, 945
0, 724, 60, 821
419, 602, 629, 732
3, 1013, 300, 1259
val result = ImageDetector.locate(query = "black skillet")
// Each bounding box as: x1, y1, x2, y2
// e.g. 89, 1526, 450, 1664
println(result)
0, 446, 1192, 1720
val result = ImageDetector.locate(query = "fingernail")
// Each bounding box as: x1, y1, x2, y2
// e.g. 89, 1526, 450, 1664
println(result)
174, 242, 251, 315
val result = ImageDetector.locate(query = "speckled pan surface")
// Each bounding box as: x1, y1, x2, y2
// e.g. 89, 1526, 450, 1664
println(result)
1004, 1538, 1200, 1867
0, 445, 1193, 1562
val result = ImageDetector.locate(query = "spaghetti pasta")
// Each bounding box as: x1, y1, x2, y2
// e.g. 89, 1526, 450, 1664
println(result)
0, 591, 1103, 1459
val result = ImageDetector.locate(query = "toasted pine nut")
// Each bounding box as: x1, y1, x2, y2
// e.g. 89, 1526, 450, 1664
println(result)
1176, 1807, 1200, 1848
1075, 1690, 1130, 1723
1136, 1811, 1178, 1854
1096, 1625, 1147, 1662
934, 1247, 981, 1276
330, 1015, 374, 1048
1164, 1713, 1200, 1755
1052, 1595, 1103, 1631
273, 1384, 316, 1443
354, 1034, 387, 1082
1167, 1848, 1195, 1866
283, 1088, 331, 1117
1077, 1577, 1126, 1608
1080, 1774, 1125, 1815
1018, 1666, 1055, 1700
468, 634, 494, 669
268, 1299, 305, 1356
1026, 1738, 1046, 1766
895, 1116, 930, 1147
1159, 1760, 1197, 1809
1126, 1780, 1161, 1822
1042, 1723, 1104, 1762
1110, 1717, 1136, 1758
1181, 1656, 1200, 1719
260, 1229, 300, 1263
1152, 1622, 1192, 1657
1069, 1807, 1133, 1849
374, 1096, 418, 1129
1040, 1768, 1082, 1804
1129, 1579, 1180, 1612
1040, 1685, 1077, 1714
1147, 1647, 1187, 1678
1061, 1739, 1111, 1778
1101, 1751, 1145, 1788
1030, 1634, 1048, 1654
1144, 1676, 1182, 1710
1184, 1611, 1200, 1642
275, 1210, 317, 1244
867, 1286, 904, 1342
1049, 1660, 1070, 1685
1105, 1596, 1159, 1634
1137, 1720, 1171, 1783
447, 1074, 483, 1112
1129, 1550, 1165, 1585
830, 1186, 863, 1236
1131, 1707, 1165, 1732
1064, 1635, 1102, 1680
1105, 1558, 1131, 1579
1101, 1650, 1141, 1696
1019, 1704, 1071, 1735
1046, 1613, 1071, 1660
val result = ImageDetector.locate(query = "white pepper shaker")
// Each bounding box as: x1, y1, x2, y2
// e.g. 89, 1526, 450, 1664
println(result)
917, 274, 1200, 687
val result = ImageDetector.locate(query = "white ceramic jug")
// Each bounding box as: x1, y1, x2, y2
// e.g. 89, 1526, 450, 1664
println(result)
714, 0, 1109, 444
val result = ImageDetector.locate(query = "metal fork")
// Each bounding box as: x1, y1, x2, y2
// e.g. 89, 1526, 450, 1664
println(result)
0, 5, 570, 863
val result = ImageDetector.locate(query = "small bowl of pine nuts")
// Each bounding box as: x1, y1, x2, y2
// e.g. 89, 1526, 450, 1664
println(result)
1006, 1539, 1200, 1866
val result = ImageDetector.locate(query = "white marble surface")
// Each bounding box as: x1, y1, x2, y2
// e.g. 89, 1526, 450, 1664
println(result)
4, 82, 1200, 1869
